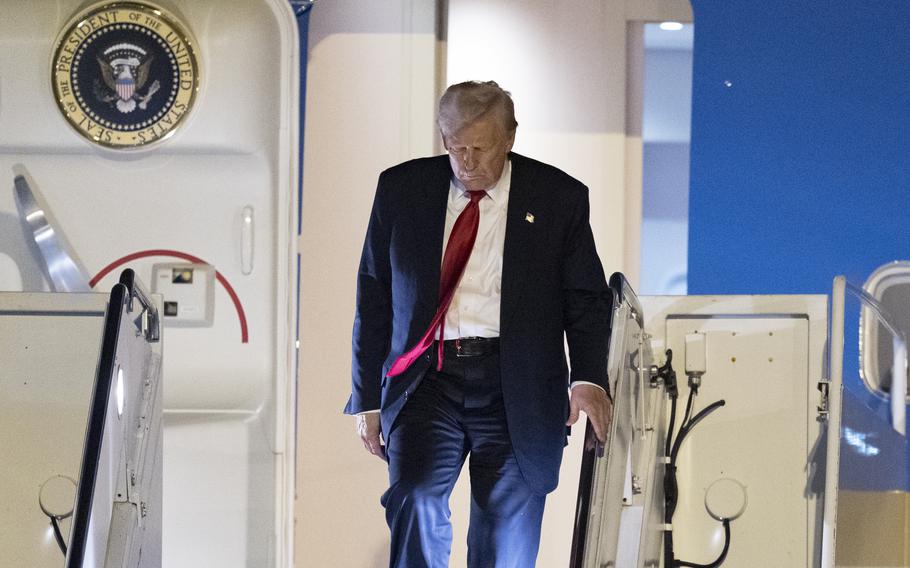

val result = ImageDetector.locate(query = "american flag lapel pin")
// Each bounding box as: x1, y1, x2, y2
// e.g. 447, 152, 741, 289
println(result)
525, 212, 535, 224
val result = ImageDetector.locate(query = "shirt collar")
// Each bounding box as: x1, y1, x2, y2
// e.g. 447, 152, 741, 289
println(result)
450, 159, 511, 203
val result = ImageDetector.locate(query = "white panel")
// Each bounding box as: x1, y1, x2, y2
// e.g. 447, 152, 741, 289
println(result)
0, 152, 277, 412
641, 295, 830, 567
152, 263, 215, 327
666, 316, 810, 565
162, 414, 276, 567
0, 292, 107, 566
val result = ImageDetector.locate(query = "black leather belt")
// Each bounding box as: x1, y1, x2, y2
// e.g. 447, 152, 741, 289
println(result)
443, 336, 500, 357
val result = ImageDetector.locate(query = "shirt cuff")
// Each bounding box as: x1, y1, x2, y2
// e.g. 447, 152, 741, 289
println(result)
570, 380, 604, 392
355, 409, 381, 416
570, 381, 609, 398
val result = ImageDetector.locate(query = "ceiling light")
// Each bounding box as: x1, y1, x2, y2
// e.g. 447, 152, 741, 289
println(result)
659, 21, 684, 31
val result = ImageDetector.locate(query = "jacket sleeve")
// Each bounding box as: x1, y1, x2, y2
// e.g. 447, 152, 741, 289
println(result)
345, 172, 393, 415
561, 185, 611, 394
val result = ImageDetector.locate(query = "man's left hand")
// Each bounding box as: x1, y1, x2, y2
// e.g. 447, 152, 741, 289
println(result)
567, 384, 613, 444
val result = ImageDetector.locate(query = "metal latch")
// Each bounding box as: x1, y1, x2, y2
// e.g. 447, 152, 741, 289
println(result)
817, 379, 830, 419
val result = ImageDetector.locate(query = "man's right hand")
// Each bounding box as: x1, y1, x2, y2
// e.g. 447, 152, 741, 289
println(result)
356, 412, 386, 461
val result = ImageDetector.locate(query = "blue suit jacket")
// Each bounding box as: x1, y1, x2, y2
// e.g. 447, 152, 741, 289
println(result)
345, 152, 610, 494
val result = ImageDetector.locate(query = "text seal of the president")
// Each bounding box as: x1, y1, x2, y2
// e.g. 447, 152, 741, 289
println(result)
52, 1, 200, 149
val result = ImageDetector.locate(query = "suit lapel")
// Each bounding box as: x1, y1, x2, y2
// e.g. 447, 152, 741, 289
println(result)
414, 156, 453, 302
501, 153, 538, 332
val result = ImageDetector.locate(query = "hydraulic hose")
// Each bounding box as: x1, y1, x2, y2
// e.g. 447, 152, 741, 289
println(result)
671, 400, 727, 463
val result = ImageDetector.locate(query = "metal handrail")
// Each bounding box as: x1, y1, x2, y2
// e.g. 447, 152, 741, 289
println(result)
845, 281, 906, 435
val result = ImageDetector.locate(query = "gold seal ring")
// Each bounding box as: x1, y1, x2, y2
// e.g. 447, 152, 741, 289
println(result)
51, 1, 200, 149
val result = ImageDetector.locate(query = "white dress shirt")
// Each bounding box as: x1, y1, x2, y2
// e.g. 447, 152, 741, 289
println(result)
442, 161, 511, 339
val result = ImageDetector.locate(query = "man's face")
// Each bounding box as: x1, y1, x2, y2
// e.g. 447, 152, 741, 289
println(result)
443, 117, 515, 192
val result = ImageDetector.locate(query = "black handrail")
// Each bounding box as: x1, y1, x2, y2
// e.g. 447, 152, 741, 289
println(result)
569, 421, 603, 567
610, 271, 644, 327
569, 285, 618, 567
66, 282, 127, 567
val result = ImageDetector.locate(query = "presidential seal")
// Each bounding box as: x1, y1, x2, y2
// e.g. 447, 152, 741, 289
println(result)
52, 2, 200, 149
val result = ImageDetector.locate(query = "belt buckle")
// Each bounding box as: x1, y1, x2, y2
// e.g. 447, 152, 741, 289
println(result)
454, 337, 485, 357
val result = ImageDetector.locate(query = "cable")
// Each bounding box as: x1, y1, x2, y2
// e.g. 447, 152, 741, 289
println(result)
661, 349, 679, 458
655, 349, 733, 568
675, 519, 731, 568
50, 516, 67, 555
665, 390, 678, 458
682, 384, 696, 430
671, 400, 726, 463
658, 350, 679, 568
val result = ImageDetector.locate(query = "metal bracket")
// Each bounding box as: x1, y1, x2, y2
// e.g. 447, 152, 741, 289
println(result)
631, 474, 642, 495
649, 364, 663, 388
119, 269, 160, 343
817, 379, 830, 419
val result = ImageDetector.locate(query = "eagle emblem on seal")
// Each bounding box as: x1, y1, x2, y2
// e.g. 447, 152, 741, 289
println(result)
94, 43, 161, 114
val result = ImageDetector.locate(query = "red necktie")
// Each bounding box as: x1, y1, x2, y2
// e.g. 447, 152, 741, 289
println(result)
387, 190, 487, 377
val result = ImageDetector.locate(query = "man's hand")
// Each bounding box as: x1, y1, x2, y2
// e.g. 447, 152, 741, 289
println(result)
356, 413, 386, 461
567, 384, 613, 444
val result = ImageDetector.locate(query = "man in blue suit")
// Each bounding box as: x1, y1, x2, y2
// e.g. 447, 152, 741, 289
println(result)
346, 81, 612, 567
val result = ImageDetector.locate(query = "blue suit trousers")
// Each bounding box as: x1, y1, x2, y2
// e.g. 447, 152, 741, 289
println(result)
382, 347, 546, 568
